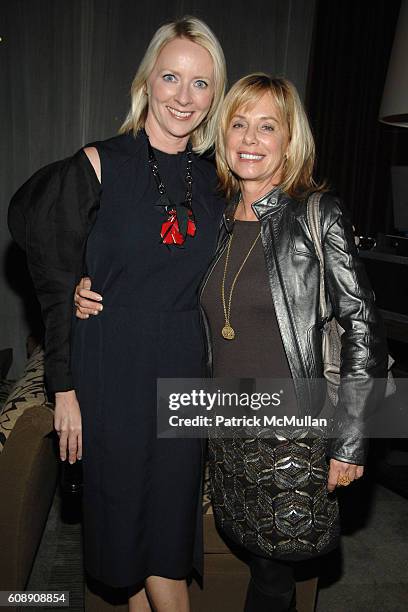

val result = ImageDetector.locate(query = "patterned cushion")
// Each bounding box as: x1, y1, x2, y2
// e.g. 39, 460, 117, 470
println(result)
0, 346, 49, 452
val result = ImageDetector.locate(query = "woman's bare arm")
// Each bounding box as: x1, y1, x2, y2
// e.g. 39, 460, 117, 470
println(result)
84, 146, 101, 183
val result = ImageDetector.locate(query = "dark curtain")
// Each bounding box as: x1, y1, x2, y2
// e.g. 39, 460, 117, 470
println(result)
306, 0, 408, 236
1, 0, 316, 376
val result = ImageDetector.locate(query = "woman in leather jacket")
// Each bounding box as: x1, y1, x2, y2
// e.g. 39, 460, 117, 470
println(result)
199, 74, 388, 611
75, 74, 388, 611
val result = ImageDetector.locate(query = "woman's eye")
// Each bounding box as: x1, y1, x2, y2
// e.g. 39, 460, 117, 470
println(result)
194, 80, 208, 89
232, 122, 244, 128
163, 74, 177, 82
262, 124, 275, 131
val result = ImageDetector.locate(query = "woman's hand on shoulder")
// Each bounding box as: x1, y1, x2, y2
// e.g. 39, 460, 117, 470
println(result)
74, 277, 103, 318
327, 458, 364, 492
54, 390, 82, 463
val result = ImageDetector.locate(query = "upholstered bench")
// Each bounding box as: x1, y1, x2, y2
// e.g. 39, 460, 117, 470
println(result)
0, 346, 58, 591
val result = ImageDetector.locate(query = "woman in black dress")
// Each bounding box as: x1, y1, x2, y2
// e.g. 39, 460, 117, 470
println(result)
8, 17, 226, 612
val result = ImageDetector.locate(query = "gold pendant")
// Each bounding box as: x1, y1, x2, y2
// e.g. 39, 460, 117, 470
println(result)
222, 325, 235, 340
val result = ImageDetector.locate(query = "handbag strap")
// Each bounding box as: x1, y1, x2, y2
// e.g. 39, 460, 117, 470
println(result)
306, 193, 327, 321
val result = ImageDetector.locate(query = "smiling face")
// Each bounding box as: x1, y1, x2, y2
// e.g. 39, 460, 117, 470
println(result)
225, 92, 289, 191
144, 37, 215, 150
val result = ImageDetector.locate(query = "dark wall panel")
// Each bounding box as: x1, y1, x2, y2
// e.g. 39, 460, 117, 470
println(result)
306, 0, 406, 236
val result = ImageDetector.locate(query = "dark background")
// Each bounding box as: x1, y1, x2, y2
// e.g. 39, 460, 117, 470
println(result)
1, 0, 407, 376
306, 0, 407, 236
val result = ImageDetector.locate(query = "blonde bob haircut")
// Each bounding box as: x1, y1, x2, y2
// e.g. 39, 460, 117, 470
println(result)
119, 16, 226, 155
216, 73, 324, 199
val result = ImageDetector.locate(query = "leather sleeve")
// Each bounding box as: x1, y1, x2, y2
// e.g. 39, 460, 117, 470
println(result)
320, 195, 388, 465
8, 150, 101, 394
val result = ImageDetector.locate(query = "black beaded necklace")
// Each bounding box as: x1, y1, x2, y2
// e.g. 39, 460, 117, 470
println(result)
144, 129, 196, 246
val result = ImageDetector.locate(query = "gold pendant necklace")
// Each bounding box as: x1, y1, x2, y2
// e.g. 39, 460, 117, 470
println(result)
221, 324, 235, 340
221, 229, 261, 340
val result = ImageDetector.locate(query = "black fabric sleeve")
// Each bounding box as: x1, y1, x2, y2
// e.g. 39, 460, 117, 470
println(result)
8, 150, 101, 394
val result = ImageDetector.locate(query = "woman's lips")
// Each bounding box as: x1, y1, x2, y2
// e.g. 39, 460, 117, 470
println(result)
167, 106, 194, 120
237, 152, 265, 161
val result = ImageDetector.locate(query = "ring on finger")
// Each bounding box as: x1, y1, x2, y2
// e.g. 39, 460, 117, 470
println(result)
337, 474, 352, 486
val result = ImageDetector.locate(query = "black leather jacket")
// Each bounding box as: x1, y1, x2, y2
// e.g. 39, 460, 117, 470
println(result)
199, 187, 388, 465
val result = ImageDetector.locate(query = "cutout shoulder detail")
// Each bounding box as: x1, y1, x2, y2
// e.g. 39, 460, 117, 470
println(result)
83, 147, 101, 183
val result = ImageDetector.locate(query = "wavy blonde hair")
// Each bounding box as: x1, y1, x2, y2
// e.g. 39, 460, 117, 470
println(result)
119, 16, 226, 155
216, 73, 325, 199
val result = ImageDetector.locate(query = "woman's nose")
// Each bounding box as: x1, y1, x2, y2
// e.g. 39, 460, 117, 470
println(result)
242, 127, 258, 145
174, 84, 192, 107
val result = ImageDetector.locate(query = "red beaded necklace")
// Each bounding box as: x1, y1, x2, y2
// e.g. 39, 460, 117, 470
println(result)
145, 130, 196, 246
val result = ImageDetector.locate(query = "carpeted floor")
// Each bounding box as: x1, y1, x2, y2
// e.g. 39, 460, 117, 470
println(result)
316, 480, 408, 611
27, 493, 83, 612
27, 477, 408, 612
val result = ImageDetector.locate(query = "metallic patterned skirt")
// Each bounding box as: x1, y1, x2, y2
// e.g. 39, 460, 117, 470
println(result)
208, 428, 340, 561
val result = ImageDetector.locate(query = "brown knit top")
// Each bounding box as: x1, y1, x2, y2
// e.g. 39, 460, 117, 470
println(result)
201, 220, 294, 381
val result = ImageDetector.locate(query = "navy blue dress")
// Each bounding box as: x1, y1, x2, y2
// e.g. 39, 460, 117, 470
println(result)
71, 132, 224, 588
